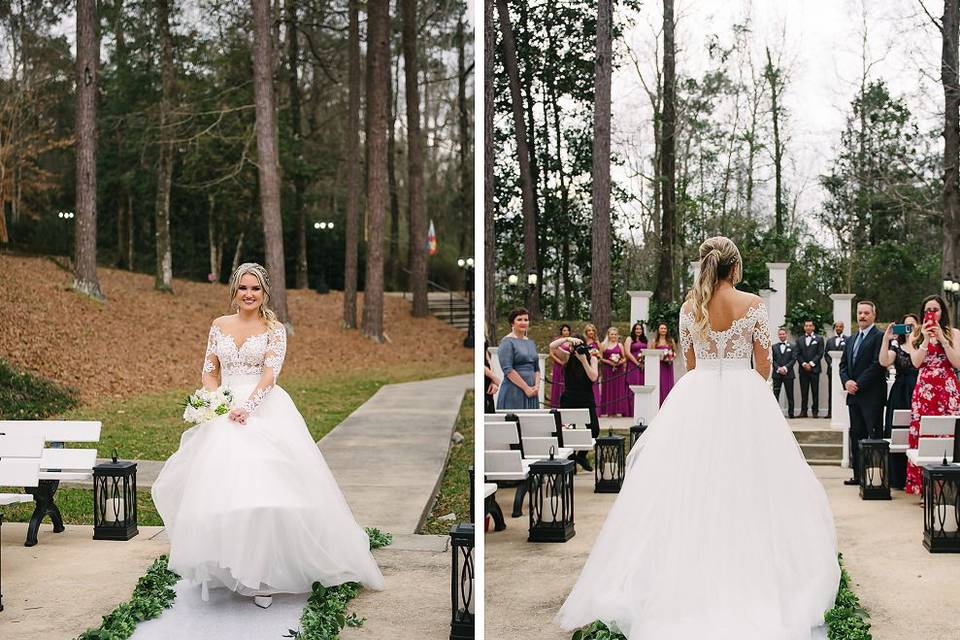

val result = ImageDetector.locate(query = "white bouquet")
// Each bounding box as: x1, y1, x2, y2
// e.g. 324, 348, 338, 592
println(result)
182, 386, 234, 424
611, 353, 621, 364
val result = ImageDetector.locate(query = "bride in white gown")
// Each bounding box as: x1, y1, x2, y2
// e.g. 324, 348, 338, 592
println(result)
152, 263, 384, 608
555, 237, 839, 639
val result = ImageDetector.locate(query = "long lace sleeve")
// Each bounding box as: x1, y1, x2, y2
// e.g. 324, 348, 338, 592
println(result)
240, 324, 287, 414
679, 309, 693, 356
201, 325, 220, 386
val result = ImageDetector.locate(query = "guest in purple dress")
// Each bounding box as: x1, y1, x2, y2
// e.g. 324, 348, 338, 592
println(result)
624, 322, 648, 418
600, 327, 631, 416
549, 324, 572, 408
584, 323, 602, 407
653, 322, 677, 405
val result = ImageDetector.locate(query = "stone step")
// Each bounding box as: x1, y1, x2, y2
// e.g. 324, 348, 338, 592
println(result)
800, 442, 843, 461
807, 458, 843, 466
793, 429, 843, 445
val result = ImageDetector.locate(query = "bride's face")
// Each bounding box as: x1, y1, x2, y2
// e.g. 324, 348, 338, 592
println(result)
235, 274, 265, 313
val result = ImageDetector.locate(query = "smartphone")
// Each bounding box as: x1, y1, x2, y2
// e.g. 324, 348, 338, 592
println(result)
925, 309, 937, 325
891, 323, 910, 335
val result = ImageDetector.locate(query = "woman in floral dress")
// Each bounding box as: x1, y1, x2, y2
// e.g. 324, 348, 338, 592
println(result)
904, 295, 960, 496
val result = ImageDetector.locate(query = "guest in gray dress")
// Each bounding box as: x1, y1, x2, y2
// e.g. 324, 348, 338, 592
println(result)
497, 307, 541, 410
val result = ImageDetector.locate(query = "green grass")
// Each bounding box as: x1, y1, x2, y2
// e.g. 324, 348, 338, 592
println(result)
420, 391, 474, 535
1, 486, 163, 527
53, 366, 468, 462
0, 357, 80, 419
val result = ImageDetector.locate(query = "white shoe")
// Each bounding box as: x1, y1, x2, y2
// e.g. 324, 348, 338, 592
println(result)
253, 595, 273, 609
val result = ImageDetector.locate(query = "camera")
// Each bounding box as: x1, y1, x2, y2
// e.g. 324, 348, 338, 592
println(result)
574, 343, 592, 356
891, 323, 910, 335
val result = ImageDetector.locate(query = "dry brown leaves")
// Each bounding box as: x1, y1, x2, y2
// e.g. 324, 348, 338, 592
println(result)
0, 253, 472, 402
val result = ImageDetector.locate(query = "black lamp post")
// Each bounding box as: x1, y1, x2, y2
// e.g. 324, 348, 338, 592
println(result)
449, 522, 475, 639
629, 420, 647, 450
527, 448, 575, 542
458, 257, 475, 348
944, 274, 960, 323
922, 464, 960, 553
92, 451, 139, 541
594, 429, 625, 493
858, 439, 891, 500
526, 269, 538, 310
313, 220, 335, 293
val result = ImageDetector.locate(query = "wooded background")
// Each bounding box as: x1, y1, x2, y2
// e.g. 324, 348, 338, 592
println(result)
486, 0, 954, 335
0, 0, 474, 339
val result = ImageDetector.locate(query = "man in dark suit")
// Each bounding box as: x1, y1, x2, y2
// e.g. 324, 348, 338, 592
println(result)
771, 327, 796, 418
839, 301, 887, 485
795, 319, 825, 417
824, 322, 847, 419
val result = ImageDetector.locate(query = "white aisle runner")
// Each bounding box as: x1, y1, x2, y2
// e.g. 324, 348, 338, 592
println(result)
131, 580, 308, 640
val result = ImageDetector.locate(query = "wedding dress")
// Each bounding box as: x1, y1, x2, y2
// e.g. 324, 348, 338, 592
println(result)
152, 322, 384, 598
556, 302, 839, 640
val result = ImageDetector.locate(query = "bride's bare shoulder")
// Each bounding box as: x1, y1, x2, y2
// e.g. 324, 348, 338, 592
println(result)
211, 315, 235, 329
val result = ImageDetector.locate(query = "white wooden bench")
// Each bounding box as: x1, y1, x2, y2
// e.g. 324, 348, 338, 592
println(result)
484, 483, 505, 531
885, 409, 911, 454
560, 427, 595, 454
0, 421, 101, 547
556, 408, 593, 429
484, 413, 509, 421
484, 450, 531, 518
0, 431, 44, 612
905, 416, 956, 467
516, 414, 572, 461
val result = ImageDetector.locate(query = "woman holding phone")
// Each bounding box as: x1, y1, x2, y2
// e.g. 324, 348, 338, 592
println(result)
880, 313, 920, 489
904, 296, 960, 496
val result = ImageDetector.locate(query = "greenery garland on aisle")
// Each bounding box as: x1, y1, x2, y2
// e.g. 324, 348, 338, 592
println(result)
571, 555, 872, 640
75, 555, 180, 640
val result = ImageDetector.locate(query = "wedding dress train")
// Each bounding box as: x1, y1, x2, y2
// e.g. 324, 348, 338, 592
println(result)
152, 323, 384, 598
556, 303, 839, 639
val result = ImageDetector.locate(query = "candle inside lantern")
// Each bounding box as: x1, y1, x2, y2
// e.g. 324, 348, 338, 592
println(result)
939, 504, 959, 534
105, 494, 125, 523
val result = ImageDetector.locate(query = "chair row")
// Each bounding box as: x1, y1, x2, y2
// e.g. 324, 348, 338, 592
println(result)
887, 410, 956, 466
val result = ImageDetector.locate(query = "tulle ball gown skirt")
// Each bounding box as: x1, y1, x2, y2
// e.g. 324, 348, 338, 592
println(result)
556, 359, 839, 640
152, 374, 384, 597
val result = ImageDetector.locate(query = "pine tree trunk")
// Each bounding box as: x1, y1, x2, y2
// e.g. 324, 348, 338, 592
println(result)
154, 0, 175, 293
591, 0, 613, 332
387, 66, 401, 287
765, 47, 785, 239
654, 0, 676, 304
116, 191, 127, 268
362, 0, 390, 340
73, 0, 103, 300
483, 0, 497, 337
208, 194, 221, 282
126, 191, 135, 270
252, 0, 290, 325
944, 0, 960, 278
401, 0, 428, 317
496, 0, 540, 318
343, 0, 361, 328
457, 15, 471, 256
286, 0, 309, 289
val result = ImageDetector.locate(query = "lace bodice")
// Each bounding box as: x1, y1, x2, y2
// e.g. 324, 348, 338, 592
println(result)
202, 323, 287, 413
679, 303, 771, 361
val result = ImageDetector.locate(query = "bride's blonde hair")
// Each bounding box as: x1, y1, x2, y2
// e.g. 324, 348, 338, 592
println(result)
228, 262, 280, 327
685, 236, 743, 339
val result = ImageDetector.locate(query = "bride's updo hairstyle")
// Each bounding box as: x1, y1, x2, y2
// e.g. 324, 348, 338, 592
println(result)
686, 236, 743, 338
228, 262, 280, 327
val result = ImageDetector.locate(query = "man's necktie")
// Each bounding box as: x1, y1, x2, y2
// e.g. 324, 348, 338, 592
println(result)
852, 331, 865, 364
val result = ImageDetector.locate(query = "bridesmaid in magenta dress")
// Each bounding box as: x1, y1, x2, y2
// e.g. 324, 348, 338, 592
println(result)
584, 323, 602, 407
599, 327, 631, 416
653, 322, 677, 405
624, 322, 648, 418
549, 324, 572, 408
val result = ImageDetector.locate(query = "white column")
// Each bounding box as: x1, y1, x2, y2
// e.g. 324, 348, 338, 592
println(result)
766, 263, 790, 332
641, 349, 665, 420
488, 346, 503, 383
538, 353, 548, 406
759, 289, 776, 342
829, 294, 856, 330
828, 350, 850, 468
627, 291, 653, 326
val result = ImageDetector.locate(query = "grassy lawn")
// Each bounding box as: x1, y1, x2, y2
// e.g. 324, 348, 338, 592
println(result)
55, 365, 470, 462
421, 391, 474, 535
1, 486, 163, 527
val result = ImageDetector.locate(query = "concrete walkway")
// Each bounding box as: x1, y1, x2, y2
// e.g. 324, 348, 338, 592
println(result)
0, 374, 472, 639
318, 373, 473, 534
485, 465, 960, 640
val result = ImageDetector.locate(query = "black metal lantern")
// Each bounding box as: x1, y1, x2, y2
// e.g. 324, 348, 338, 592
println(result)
858, 439, 891, 501
449, 522, 475, 639
595, 430, 625, 493
922, 464, 960, 553
527, 449, 575, 542
93, 452, 138, 541
629, 421, 647, 450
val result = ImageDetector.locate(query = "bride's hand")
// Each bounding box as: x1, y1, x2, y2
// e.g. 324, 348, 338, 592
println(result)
228, 408, 249, 424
